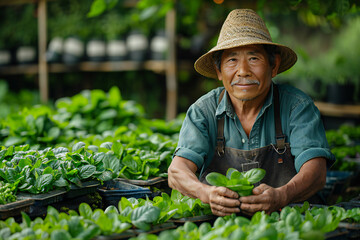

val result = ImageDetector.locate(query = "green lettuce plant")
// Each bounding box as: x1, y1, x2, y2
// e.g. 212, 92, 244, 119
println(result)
206, 168, 266, 196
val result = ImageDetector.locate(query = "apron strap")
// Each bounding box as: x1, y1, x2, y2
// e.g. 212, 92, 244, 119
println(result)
216, 89, 226, 156
273, 84, 286, 150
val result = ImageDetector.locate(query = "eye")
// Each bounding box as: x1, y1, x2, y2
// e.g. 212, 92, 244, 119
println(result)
249, 56, 258, 61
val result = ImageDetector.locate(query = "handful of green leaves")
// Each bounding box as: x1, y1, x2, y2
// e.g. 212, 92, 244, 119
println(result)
205, 168, 266, 196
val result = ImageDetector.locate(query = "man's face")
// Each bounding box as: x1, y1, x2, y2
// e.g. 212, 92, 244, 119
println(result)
215, 45, 280, 102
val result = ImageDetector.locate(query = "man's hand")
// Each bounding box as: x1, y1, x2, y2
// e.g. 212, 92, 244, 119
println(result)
207, 186, 241, 216
168, 156, 241, 216
239, 184, 285, 215
239, 157, 327, 215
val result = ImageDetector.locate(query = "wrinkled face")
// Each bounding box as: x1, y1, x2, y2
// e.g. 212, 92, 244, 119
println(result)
215, 45, 280, 102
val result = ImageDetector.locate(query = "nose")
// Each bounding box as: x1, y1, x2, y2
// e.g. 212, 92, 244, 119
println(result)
237, 59, 251, 77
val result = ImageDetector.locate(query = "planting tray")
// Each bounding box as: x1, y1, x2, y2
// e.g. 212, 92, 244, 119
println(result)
0, 199, 34, 220
115, 177, 167, 186
64, 180, 100, 199
98, 180, 152, 207
337, 222, 360, 239
17, 189, 67, 216
325, 227, 349, 240
116, 177, 171, 196
134, 222, 176, 235
93, 230, 137, 240
169, 214, 217, 225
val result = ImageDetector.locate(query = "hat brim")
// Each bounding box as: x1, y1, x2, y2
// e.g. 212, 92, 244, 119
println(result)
194, 41, 297, 79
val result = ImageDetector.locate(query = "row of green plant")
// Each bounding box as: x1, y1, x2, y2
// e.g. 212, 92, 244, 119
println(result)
0, 136, 175, 195
0, 181, 17, 205
0, 85, 182, 150
0, 199, 358, 240
325, 124, 360, 171
132, 203, 360, 240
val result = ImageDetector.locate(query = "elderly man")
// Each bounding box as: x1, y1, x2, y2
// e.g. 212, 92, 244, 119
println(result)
168, 9, 335, 216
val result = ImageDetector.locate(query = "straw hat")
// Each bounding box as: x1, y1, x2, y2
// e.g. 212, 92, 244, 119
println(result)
194, 9, 297, 79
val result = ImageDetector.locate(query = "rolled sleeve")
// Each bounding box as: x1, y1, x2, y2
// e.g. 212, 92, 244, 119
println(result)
174, 147, 205, 169
295, 148, 335, 172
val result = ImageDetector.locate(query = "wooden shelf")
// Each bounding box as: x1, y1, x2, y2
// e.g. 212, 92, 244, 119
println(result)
0, 0, 178, 120
315, 101, 360, 118
0, 60, 168, 75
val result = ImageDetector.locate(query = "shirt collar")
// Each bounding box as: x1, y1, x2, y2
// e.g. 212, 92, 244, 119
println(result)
215, 82, 274, 119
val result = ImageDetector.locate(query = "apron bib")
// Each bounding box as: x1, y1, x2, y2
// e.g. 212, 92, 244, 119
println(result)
199, 84, 324, 204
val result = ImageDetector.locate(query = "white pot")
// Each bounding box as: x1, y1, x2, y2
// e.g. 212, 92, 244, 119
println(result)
16, 46, 36, 64
63, 37, 84, 57
106, 39, 127, 60
150, 34, 168, 60
86, 39, 106, 60
0, 50, 11, 65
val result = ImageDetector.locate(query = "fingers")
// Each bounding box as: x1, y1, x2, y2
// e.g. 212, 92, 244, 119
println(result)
239, 185, 281, 215
252, 183, 271, 195
209, 186, 241, 216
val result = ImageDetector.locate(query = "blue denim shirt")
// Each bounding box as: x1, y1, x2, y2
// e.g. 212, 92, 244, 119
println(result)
174, 83, 335, 172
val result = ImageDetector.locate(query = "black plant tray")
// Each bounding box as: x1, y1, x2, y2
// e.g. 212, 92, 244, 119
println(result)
98, 180, 152, 207
0, 199, 34, 220
92, 230, 137, 240
17, 189, 67, 216
115, 177, 167, 186
338, 222, 360, 239
64, 180, 100, 199
325, 227, 349, 240
134, 222, 176, 235
115, 177, 171, 196
169, 214, 217, 224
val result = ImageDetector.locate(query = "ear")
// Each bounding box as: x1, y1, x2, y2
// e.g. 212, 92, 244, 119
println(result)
215, 63, 223, 81
271, 54, 281, 78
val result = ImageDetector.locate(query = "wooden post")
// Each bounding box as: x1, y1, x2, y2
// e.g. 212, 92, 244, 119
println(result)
165, 8, 177, 120
38, 0, 48, 103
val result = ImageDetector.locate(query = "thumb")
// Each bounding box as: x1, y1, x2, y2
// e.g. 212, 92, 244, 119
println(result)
252, 183, 270, 195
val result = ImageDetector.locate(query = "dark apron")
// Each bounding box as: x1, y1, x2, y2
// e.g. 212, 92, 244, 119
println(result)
199, 84, 324, 204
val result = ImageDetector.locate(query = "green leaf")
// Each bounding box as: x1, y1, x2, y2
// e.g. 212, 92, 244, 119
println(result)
226, 168, 238, 179
87, 0, 106, 18
35, 174, 53, 192
18, 158, 32, 169
206, 172, 228, 187
112, 141, 124, 158
50, 229, 72, 240
68, 217, 84, 237
131, 205, 160, 230
72, 142, 86, 152
79, 203, 93, 219
100, 142, 113, 150
79, 165, 96, 179
244, 168, 266, 184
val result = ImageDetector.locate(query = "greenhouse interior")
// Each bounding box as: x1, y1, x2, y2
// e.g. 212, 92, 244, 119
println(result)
0, 0, 359, 239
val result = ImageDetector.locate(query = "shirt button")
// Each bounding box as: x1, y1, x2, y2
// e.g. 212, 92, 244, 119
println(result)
242, 139, 245, 143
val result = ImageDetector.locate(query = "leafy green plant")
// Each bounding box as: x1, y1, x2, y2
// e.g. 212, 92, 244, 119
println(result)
206, 168, 266, 196
0, 181, 17, 204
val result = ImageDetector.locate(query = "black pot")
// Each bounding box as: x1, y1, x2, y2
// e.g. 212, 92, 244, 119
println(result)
326, 83, 355, 104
